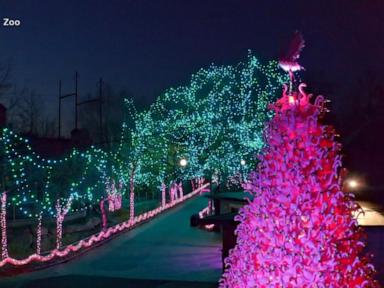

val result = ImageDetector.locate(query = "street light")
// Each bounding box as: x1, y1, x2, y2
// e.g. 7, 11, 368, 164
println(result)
180, 158, 188, 167
347, 179, 359, 189
240, 160, 246, 182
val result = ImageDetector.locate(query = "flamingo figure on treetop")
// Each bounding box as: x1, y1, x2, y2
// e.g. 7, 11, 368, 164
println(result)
279, 31, 305, 91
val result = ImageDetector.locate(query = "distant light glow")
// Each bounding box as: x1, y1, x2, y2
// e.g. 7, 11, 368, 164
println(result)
240, 159, 246, 166
179, 158, 188, 167
347, 179, 359, 189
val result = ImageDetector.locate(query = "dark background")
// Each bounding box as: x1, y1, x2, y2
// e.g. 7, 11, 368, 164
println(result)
0, 0, 384, 202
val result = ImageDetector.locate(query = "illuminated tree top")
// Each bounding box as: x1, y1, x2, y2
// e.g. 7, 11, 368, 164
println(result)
1, 52, 286, 218
122, 52, 287, 184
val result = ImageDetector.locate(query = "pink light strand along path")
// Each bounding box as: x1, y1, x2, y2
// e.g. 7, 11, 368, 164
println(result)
0, 183, 209, 269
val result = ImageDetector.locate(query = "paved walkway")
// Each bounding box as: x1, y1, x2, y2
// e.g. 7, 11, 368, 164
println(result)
0, 196, 222, 288
356, 201, 384, 226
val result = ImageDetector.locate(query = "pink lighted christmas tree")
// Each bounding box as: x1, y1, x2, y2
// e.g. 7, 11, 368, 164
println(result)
219, 82, 378, 287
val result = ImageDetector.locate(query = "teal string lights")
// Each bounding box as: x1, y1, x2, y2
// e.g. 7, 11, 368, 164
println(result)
0, 52, 286, 222
121, 52, 287, 187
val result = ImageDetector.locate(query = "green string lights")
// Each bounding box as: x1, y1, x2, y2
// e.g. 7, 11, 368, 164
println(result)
0, 52, 287, 220
123, 52, 287, 186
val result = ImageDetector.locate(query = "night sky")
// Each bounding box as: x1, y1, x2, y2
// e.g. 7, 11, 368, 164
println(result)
1, 1, 384, 197
1, 1, 383, 107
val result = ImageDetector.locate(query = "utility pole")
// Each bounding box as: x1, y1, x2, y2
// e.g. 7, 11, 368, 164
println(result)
75, 71, 78, 130
99, 78, 103, 143
58, 80, 61, 137
58, 71, 78, 138
76, 77, 103, 143
58, 73, 104, 142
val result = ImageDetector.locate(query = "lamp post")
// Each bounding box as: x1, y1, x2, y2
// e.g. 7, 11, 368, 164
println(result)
180, 158, 188, 167
240, 159, 246, 182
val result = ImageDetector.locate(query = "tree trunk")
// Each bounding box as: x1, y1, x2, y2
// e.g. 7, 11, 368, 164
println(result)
1, 191, 8, 259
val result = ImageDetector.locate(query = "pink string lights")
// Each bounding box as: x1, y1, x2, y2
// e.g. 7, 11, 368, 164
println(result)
115, 181, 123, 211
100, 179, 124, 230
0, 183, 209, 269
129, 170, 135, 221
106, 179, 123, 212
167, 181, 184, 202
161, 182, 166, 207
100, 198, 107, 230
198, 178, 210, 194
196, 181, 214, 230
169, 182, 177, 203
55, 196, 73, 250
177, 182, 183, 199
198, 205, 215, 230
1, 191, 8, 259
36, 212, 42, 255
